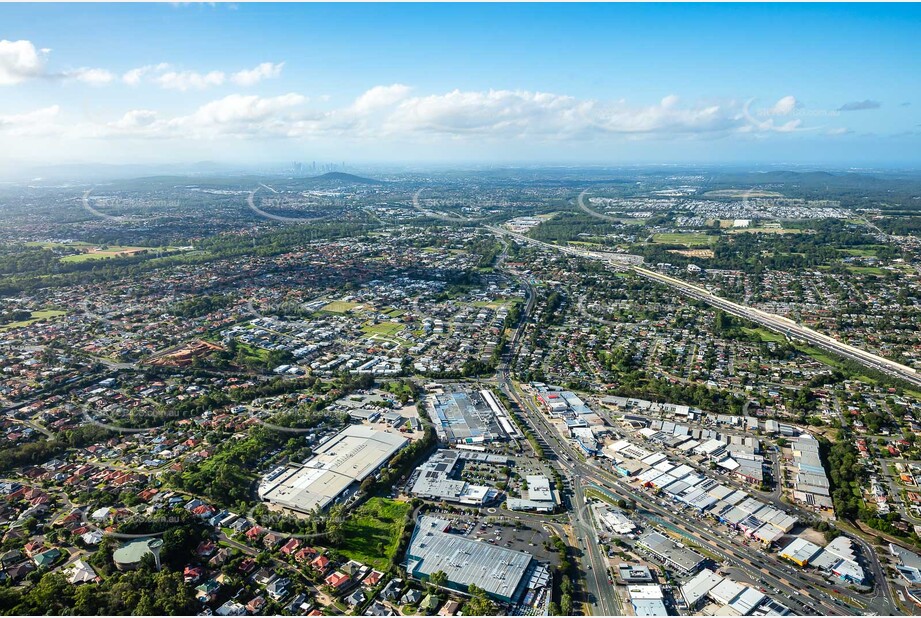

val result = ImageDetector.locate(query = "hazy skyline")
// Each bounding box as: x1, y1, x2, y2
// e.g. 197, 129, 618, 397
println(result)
1, 2, 919, 169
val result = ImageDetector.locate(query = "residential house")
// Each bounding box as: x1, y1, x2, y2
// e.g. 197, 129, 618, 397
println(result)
325, 571, 351, 591
267, 577, 291, 601
245, 595, 266, 614
346, 590, 365, 607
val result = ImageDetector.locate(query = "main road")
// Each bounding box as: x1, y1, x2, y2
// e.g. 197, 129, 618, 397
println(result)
497, 366, 884, 616
494, 270, 620, 616
488, 227, 896, 615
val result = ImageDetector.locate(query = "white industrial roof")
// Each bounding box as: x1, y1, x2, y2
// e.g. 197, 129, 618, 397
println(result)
681, 568, 724, 607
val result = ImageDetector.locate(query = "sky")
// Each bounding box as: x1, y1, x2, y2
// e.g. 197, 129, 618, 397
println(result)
1, 2, 919, 170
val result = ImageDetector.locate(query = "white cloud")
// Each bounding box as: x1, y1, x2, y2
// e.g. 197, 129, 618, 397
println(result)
65, 67, 116, 86
122, 63, 170, 86
154, 69, 226, 91
378, 89, 736, 139
188, 92, 305, 125
123, 62, 284, 89
660, 94, 680, 109
0, 105, 61, 135
24, 87, 841, 147
0, 40, 47, 85
768, 95, 798, 116
0, 39, 113, 87
112, 109, 159, 129
351, 84, 412, 114
231, 62, 284, 86
122, 68, 146, 86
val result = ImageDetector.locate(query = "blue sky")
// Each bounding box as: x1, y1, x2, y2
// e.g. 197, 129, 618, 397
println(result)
1, 3, 919, 168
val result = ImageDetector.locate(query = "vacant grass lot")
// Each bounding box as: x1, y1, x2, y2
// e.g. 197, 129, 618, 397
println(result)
845, 265, 887, 275
726, 227, 802, 235
338, 498, 411, 570
652, 233, 715, 247
839, 246, 884, 257
0, 309, 66, 331
320, 300, 360, 313
59, 246, 153, 263
362, 322, 404, 336
472, 299, 522, 310
741, 327, 787, 344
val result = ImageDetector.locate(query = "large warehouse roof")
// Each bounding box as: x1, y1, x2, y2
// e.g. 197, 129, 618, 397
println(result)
406, 516, 534, 603
430, 391, 507, 444
259, 425, 407, 513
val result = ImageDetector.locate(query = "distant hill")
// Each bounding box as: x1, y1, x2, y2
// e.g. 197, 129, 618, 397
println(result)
307, 172, 383, 185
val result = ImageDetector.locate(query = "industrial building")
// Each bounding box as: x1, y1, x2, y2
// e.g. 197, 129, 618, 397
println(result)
892, 543, 921, 585
680, 568, 771, 615
429, 390, 511, 445
618, 564, 654, 583
778, 537, 822, 567
605, 436, 796, 545
810, 536, 865, 585
791, 434, 834, 511
258, 425, 407, 515
409, 450, 498, 506
628, 584, 668, 616
507, 475, 558, 512
780, 536, 866, 584
637, 532, 705, 575
595, 504, 637, 535
405, 516, 550, 604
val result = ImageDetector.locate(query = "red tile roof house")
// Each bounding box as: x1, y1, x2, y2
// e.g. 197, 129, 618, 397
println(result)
279, 538, 301, 556
362, 570, 384, 588
238, 558, 257, 574
192, 504, 217, 519
24, 487, 47, 501
244, 526, 265, 542
23, 541, 45, 558
294, 546, 318, 563
245, 595, 266, 614
183, 566, 204, 583
324, 571, 351, 590
138, 488, 159, 502
56, 511, 82, 527
310, 554, 330, 574
6, 487, 28, 501
196, 540, 217, 557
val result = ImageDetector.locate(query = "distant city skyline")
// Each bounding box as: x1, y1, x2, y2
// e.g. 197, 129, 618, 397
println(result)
1, 2, 919, 169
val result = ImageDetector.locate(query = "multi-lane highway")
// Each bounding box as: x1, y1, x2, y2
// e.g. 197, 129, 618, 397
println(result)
488, 224, 921, 389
